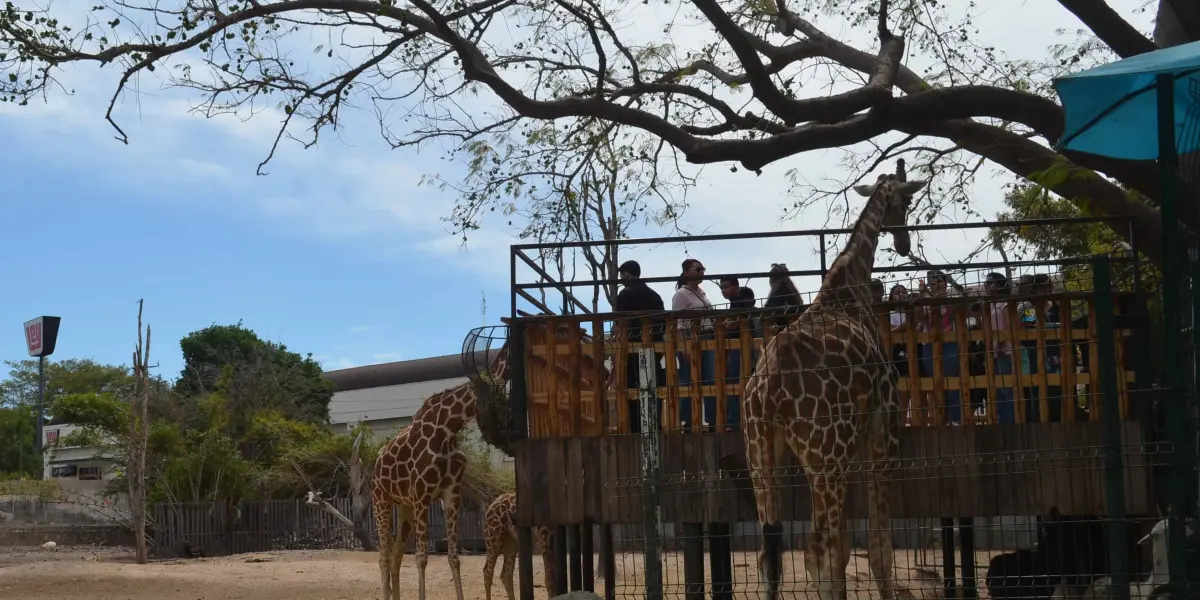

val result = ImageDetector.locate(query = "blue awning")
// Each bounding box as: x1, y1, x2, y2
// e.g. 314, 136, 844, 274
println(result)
1052, 40, 1200, 160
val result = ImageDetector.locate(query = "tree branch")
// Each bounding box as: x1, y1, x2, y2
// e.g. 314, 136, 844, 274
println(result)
1055, 0, 1158, 58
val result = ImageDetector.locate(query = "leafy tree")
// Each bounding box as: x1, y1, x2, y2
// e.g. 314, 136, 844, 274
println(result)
0, 358, 132, 411
0, 406, 39, 478
1, 0, 1197, 271
176, 323, 333, 427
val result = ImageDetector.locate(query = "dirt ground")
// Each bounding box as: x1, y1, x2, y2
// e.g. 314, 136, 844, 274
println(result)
0, 545, 995, 600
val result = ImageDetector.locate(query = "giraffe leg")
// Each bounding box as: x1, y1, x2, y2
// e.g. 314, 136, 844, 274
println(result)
413, 505, 431, 600
392, 519, 412, 600
745, 420, 784, 600
485, 547, 499, 600
867, 411, 908, 600
538, 527, 554, 595
866, 470, 898, 600
443, 488, 467, 600
501, 541, 518, 600
806, 473, 850, 600
374, 493, 395, 600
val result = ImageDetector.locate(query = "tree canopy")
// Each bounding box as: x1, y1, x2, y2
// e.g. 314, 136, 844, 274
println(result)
0, 358, 133, 410
176, 323, 333, 425
1, 0, 1196, 270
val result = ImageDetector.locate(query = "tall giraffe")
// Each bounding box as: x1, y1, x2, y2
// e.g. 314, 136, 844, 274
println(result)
483, 492, 553, 600
741, 164, 926, 600
372, 321, 604, 600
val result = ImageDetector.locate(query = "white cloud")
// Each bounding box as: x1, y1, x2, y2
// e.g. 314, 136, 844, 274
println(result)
370, 352, 405, 362
314, 354, 359, 370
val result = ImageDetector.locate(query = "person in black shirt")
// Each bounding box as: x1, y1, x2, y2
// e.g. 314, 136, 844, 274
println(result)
717, 276, 756, 431
614, 260, 665, 433
719, 276, 756, 309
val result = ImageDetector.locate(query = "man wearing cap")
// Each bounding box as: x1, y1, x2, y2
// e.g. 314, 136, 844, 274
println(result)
614, 260, 665, 433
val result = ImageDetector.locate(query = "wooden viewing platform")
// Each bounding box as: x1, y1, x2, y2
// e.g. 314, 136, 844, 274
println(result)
506, 290, 1152, 522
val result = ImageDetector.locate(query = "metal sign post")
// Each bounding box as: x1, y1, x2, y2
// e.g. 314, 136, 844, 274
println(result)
23, 316, 61, 479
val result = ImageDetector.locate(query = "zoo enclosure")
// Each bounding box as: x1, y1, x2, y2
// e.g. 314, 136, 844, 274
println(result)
480, 216, 1165, 600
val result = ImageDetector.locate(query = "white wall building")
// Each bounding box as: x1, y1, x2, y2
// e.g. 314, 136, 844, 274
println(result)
42, 423, 124, 503
324, 353, 511, 471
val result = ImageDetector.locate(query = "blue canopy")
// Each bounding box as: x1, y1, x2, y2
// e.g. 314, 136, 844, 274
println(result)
1052, 39, 1200, 160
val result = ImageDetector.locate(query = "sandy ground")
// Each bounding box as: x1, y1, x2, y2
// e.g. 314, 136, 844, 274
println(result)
0, 545, 996, 600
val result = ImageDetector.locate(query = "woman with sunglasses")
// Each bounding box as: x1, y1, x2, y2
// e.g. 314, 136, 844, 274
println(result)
672, 258, 717, 432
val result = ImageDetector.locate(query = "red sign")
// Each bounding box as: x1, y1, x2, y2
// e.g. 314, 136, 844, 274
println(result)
46, 429, 58, 444
22, 316, 60, 358
24, 318, 43, 357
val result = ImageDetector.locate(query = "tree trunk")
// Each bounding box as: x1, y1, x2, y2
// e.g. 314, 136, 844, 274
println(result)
349, 431, 377, 551
128, 300, 151, 564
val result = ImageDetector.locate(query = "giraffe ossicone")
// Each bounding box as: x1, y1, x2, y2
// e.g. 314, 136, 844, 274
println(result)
742, 163, 926, 600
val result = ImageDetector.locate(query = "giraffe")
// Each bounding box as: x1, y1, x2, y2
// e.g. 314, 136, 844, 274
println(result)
741, 165, 927, 600
372, 320, 605, 600
483, 492, 553, 600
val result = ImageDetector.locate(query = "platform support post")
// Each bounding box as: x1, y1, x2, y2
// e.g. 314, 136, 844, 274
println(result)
1094, 254, 1131, 600
638, 345, 663, 600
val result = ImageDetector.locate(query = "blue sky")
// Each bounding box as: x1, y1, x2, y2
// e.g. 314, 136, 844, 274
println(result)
0, 0, 1148, 382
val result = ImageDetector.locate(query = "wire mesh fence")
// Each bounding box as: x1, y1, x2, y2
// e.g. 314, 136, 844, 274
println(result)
490, 247, 1187, 600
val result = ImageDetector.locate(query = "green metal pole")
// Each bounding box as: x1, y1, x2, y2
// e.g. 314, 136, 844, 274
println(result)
1093, 254, 1130, 600
1156, 72, 1191, 600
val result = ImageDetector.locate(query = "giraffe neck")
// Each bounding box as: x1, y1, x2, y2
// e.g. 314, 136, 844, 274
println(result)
410, 347, 508, 435
813, 186, 890, 313
411, 381, 478, 435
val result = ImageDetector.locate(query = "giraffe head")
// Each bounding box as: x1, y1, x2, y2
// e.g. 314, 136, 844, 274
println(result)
851, 173, 926, 257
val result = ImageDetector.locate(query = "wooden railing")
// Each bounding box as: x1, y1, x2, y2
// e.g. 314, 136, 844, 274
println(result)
517, 291, 1142, 438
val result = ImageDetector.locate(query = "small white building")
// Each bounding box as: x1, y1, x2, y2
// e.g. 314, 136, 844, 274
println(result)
324, 353, 511, 471
42, 423, 122, 499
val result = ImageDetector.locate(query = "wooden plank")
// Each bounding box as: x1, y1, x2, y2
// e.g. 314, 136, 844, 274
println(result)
1034, 303, 1050, 422
1061, 298, 1077, 422
713, 319, 728, 430
954, 306, 972, 425
590, 320, 604, 435
568, 324, 581, 437
547, 438, 568, 525
664, 316, 680, 431
980, 298, 998, 425
566, 437, 586, 524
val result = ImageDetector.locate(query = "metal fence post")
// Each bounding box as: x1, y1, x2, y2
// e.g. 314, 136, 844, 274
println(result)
1092, 254, 1131, 600
1157, 72, 1194, 599
509, 321, 536, 600
638, 341, 663, 600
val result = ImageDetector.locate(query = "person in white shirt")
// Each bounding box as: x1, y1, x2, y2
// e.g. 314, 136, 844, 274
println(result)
672, 258, 717, 431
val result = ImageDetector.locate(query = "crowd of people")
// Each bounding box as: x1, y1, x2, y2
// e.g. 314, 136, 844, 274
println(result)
609, 258, 1088, 433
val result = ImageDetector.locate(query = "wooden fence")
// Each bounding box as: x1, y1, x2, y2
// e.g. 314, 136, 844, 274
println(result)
151, 498, 488, 559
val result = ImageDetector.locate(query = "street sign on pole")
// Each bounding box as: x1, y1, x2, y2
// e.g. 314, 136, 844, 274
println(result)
24, 316, 61, 358
23, 316, 61, 480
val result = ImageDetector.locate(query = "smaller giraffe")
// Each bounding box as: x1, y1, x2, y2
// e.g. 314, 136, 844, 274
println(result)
483, 493, 554, 600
